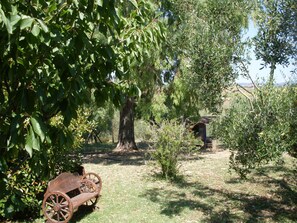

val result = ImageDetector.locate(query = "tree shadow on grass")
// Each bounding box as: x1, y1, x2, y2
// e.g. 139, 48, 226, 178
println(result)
82, 149, 150, 166
69, 205, 100, 223
141, 166, 297, 223
142, 187, 213, 217
82, 142, 204, 166
82, 142, 116, 153
81, 142, 152, 166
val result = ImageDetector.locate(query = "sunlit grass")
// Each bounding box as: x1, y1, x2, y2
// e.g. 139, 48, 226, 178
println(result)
34, 147, 296, 223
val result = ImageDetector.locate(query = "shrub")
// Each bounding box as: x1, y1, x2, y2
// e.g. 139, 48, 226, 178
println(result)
150, 120, 201, 179
0, 109, 86, 220
213, 84, 295, 177
0, 162, 46, 220
134, 120, 152, 141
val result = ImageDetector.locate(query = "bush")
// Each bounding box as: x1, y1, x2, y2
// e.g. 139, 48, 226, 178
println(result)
150, 120, 201, 179
0, 162, 46, 220
134, 120, 152, 141
0, 110, 86, 220
213, 84, 295, 177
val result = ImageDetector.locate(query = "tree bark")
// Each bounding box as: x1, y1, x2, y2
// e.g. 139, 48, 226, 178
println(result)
115, 97, 138, 150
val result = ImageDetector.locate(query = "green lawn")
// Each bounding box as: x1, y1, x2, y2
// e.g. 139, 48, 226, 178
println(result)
35, 147, 296, 223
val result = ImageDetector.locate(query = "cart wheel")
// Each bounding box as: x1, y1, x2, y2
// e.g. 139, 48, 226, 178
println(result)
79, 179, 98, 193
83, 172, 102, 193
79, 179, 99, 207
43, 191, 73, 223
84, 197, 98, 207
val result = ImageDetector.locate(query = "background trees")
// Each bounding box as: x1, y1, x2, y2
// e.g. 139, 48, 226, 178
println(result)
214, 0, 297, 177
113, 0, 166, 150
114, 0, 253, 151
254, 0, 297, 80
154, 0, 252, 122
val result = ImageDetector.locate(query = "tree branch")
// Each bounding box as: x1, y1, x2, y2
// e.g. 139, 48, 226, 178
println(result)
236, 84, 254, 110
238, 56, 260, 92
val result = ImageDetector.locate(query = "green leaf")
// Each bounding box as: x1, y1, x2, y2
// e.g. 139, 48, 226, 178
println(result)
30, 116, 45, 142
4, 205, 14, 216
97, 0, 103, 7
10, 14, 21, 27
20, 17, 34, 30
0, 8, 12, 34
31, 23, 40, 36
25, 126, 40, 157
0, 156, 8, 172
37, 19, 48, 32
129, 0, 138, 8
48, 2, 57, 13
79, 12, 84, 20
32, 133, 40, 151
25, 128, 34, 157
136, 86, 142, 98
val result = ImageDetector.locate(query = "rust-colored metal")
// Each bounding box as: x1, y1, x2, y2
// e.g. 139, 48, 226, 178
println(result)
83, 172, 102, 194
42, 172, 102, 223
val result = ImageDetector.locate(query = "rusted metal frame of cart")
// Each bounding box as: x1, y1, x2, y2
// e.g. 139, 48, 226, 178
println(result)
42, 172, 102, 223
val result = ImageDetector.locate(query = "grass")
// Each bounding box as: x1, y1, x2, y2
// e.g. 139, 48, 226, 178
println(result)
33, 145, 296, 223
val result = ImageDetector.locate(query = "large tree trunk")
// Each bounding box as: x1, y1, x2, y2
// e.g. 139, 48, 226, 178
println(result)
115, 97, 138, 151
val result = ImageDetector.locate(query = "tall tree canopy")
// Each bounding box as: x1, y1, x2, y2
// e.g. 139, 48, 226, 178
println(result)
0, 0, 163, 216
148, 0, 253, 121
254, 0, 297, 79
113, 0, 166, 150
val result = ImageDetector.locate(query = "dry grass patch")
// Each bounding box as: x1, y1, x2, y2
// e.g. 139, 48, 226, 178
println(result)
33, 146, 296, 223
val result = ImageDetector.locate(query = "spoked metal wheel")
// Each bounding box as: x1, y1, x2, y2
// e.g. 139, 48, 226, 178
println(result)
84, 197, 98, 207
79, 179, 99, 207
79, 179, 98, 193
83, 172, 102, 193
43, 192, 73, 223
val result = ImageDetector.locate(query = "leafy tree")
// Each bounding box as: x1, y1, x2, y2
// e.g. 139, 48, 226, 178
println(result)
0, 0, 120, 218
214, 0, 297, 177
214, 86, 294, 177
112, 0, 252, 151
157, 0, 252, 122
113, 0, 166, 150
253, 0, 297, 80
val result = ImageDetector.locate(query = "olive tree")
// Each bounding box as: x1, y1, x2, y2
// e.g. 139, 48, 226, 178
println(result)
214, 86, 294, 177
155, 0, 252, 122
214, 0, 297, 177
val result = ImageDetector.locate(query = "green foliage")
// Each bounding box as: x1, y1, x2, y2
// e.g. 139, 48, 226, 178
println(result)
0, 162, 46, 220
113, 0, 165, 91
134, 119, 152, 142
137, 90, 169, 123
0, 0, 166, 217
253, 0, 297, 73
150, 120, 201, 179
0, 0, 120, 219
80, 100, 115, 143
150, 92, 169, 123
213, 0, 297, 178
288, 87, 297, 159
214, 85, 294, 177
47, 114, 83, 174
115, 0, 166, 73
161, 0, 252, 117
